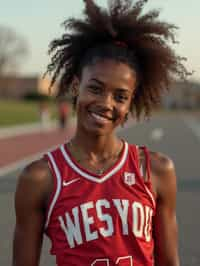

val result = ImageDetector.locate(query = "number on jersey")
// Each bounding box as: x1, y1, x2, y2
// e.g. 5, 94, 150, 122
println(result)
91, 255, 133, 265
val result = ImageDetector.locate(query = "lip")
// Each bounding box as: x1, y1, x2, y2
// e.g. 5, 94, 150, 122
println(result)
89, 111, 113, 124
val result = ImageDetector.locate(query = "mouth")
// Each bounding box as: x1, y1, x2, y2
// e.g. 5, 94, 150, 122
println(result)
89, 111, 114, 124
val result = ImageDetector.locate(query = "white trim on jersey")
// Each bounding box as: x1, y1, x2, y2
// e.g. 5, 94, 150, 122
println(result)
144, 185, 156, 209
45, 152, 62, 229
60, 142, 129, 184
140, 164, 144, 177
136, 145, 156, 209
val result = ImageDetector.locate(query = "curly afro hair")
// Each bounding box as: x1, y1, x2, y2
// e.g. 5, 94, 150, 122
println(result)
45, 0, 188, 118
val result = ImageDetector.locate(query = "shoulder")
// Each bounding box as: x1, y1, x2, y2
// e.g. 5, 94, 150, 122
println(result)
149, 151, 175, 175
149, 151, 177, 200
16, 158, 53, 208
138, 146, 175, 178
18, 158, 51, 188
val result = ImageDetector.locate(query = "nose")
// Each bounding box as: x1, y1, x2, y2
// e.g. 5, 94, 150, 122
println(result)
98, 92, 114, 111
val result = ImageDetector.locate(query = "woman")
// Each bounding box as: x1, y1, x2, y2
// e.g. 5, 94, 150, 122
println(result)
13, 0, 188, 265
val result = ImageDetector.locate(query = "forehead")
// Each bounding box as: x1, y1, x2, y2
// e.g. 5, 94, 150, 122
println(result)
81, 59, 137, 91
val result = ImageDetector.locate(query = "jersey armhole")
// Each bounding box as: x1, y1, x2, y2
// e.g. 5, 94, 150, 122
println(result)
43, 152, 62, 230
141, 146, 151, 183
137, 146, 150, 183
139, 146, 156, 208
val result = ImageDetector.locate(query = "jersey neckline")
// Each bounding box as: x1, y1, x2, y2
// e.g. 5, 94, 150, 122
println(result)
60, 140, 129, 183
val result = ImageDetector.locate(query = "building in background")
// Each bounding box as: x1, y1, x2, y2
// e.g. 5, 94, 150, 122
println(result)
0, 75, 57, 99
0, 75, 199, 109
162, 80, 200, 109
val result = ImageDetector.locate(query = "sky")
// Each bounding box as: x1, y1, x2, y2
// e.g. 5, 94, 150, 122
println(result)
0, 0, 199, 80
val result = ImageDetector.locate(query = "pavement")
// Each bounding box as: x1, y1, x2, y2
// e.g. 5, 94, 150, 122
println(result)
0, 119, 76, 177
0, 116, 136, 177
0, 121, 57, 139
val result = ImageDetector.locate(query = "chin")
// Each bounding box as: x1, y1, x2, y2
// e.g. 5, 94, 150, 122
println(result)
84, 123, 114, 136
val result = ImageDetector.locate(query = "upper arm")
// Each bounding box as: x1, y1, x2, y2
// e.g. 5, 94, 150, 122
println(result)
151, 153, 180, 266
13, 159, 52, 266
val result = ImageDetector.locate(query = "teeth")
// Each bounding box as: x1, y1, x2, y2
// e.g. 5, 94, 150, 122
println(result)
91, 113, 109, 122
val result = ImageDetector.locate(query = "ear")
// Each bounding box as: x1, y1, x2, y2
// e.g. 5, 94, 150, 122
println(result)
71, 76, 80, 97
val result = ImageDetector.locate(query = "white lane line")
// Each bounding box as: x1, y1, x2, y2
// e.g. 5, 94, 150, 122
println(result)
183, 117, 200, 140
0, 122, 57, 139
0, 145, 58, 178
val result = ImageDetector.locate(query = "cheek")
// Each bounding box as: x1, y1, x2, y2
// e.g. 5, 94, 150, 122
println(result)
76, 88, 88, 106
76, 91, 92, 114
121, 100, 132, 114
77, 87, 92, 103
116, 105, 130, 121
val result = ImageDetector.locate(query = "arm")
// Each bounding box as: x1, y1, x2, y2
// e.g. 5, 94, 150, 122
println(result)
151, 153, 180, 266
12, 159, 53, 266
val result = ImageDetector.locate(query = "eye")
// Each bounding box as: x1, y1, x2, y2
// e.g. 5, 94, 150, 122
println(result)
88, 85, 102, 94
115, 93, 129, 103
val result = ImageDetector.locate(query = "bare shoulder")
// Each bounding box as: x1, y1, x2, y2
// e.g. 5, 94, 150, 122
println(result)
20, 158, 50, 180
17, 158, 51, 189
16, 158, 53, 208
149, 151, 175, 175
149, 151, 177, 199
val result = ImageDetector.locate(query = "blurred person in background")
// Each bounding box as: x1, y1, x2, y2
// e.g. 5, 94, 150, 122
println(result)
57, 98, 70, 130
13, 0, 188, 265
39, 100, 51, 130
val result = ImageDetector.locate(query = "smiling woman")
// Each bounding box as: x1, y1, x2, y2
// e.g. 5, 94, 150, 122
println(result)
74, 60, 136, 135
13, 1, 187, 266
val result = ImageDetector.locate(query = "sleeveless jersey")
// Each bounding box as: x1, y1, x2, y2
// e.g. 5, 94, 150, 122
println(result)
44, 141, 156, 266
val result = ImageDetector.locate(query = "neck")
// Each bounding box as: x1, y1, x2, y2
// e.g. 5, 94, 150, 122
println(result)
71, 130, 121, 159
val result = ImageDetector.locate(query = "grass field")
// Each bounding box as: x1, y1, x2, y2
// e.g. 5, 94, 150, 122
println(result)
0, 99, 198, 128
0, 100, 56, 127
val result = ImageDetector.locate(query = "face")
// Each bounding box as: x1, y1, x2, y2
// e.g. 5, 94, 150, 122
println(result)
75, 59, 137, 136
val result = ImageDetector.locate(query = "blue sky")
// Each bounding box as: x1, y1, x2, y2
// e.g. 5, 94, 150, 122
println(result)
1, 0, 199, 80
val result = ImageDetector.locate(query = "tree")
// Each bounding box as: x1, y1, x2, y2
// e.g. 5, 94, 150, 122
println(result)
0, 25, 28, 76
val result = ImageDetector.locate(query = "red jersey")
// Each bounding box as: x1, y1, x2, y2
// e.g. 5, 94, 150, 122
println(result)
44, 141, 156, 266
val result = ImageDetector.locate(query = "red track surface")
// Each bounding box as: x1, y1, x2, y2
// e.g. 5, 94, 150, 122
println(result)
0, 127, 75, 168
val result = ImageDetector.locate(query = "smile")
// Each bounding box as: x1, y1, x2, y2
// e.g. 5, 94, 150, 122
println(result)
90, 112, 112, 123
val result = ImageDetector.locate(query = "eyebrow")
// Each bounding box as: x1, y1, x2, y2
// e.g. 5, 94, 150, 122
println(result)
116, 89, 131, 95
89, 78, 131, 93
89, 78, 105, 86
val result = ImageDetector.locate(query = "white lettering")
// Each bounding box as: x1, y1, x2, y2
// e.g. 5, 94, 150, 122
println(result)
91, 258, 109, 266
58, 199, 153, 248
91, 256, 133, 266
58, 207, 82, 248
113, 199, 129, 235
144, 206, 153, 242
81, 202, 98, 242
96, 199, 114, 237
116, 255, 133, 265
132, 202, 144, 238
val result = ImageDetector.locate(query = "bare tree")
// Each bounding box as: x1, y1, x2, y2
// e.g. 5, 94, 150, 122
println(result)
0, 25, 28, 76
